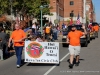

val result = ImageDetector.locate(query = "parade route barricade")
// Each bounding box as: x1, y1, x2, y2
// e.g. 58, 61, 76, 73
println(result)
25, 41, 59, 64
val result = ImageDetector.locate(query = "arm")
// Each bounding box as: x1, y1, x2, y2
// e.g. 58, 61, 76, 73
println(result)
66, 37, 69, 43
19, 31, 27, 42
82, 25, 87, 35
8, 37, 12, 47
66, 33, 70, 43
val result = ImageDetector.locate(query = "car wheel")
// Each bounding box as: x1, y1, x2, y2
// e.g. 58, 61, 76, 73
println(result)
88, 37, 90, 43
62, 44, 68, 47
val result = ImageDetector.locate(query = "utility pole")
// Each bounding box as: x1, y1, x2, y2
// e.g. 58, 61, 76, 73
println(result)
83, 0, 86, 24
10, 0, 13, 30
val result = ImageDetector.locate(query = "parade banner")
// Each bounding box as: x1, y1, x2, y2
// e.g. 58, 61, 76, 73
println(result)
25, 41, 59, 64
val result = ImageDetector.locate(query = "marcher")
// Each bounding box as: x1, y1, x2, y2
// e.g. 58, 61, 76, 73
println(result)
8, 24, 26, 68
93, 24, 99, 38
66, 24, 87, 69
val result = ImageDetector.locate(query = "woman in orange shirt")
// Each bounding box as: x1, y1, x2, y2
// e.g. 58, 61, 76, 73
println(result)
8, 24, 26, 68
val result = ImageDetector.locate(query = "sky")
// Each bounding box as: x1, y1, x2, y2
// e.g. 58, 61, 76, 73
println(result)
92, 0, 100, 23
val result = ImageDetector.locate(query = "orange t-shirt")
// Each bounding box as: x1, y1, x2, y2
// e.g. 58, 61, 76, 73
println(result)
45, 26, 51, 34
68, 30, 83, 46
10, 29, 26, 46
91, 26, 94, 31
93, 25, 99, 31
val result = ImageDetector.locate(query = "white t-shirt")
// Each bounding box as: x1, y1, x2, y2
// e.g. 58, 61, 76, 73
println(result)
32, 24, 36, 29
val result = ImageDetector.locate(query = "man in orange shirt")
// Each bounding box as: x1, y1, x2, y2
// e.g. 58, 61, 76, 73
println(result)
93, 24, 99, 38
66, 24, 87, 69
8, 24, 26, 68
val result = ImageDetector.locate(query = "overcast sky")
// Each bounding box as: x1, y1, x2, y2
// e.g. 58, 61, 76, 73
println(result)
92, 0, 100, 23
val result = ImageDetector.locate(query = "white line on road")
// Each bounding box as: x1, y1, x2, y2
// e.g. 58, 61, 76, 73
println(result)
44, 53, 70, 75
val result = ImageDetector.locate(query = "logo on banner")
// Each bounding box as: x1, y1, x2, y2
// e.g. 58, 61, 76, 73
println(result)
26, 42, 44, 58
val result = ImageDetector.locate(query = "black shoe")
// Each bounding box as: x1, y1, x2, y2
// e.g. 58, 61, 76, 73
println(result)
69, 64, 73, 69
75, 62, 79, 66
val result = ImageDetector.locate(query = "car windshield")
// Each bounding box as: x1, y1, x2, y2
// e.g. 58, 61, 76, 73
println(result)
63, 25, 84, 35
67, 25, 83, 32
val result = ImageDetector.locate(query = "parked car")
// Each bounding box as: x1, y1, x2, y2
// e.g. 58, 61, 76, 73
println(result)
62, 24, 90, 47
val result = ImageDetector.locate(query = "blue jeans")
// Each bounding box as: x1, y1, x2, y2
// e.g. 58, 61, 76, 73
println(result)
53, 32, 57, 40
14, 46, 23, 65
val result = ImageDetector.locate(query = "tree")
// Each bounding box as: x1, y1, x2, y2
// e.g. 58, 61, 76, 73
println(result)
0, 0, 9, 15
12, 0, 51, 18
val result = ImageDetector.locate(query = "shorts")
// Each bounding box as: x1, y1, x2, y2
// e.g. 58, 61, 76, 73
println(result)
68, 45, 81, 55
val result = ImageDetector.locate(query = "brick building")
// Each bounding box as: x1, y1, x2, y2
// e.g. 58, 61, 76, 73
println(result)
44, 0, 64, 25
64, 0, 84, 24
45, 0, 95, 26
86, 0, 95, 23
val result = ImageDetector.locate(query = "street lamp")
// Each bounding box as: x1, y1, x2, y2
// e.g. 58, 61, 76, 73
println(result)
40, 5, 44, 34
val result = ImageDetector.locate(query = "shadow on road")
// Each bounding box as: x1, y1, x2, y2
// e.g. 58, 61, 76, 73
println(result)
67, 58, 85, 65
27, 63, 60, 66
21, 59, 27, 67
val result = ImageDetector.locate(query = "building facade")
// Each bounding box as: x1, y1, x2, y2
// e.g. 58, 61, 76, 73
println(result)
86, 0, 95, 23
44, 0, 64, 25
45, 0, 95, 26
64, 0, 87, 24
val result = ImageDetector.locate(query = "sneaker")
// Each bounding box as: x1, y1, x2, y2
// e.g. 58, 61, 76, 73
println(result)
69, 64, 73, 69
17, 65, 20, 68
75, 62, 79, 66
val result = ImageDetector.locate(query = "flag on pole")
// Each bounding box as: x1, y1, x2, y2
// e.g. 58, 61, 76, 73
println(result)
76, 13, 81, 25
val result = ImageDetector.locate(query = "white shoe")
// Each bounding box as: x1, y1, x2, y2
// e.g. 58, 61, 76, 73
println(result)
17, 65, 20, 68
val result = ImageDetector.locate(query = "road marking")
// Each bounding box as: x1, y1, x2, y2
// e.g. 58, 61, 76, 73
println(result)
44, 53, 70, 75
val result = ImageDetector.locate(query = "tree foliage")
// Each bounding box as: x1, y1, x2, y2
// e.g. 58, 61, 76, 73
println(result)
13, 0, 51, 18
0, 0, 51, 18
0, 0, 9, 15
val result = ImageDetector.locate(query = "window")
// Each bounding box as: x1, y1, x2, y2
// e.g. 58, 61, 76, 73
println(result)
70, 12, 74, 17
70, 1, 74, 5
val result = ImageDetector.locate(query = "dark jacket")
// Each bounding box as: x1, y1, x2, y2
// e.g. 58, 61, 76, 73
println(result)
0, 32, 8, 44
0, 41, 3, 49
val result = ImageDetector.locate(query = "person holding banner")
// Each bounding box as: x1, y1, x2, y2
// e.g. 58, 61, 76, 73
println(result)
8, 24, 26, 68
66, 24, 87, 69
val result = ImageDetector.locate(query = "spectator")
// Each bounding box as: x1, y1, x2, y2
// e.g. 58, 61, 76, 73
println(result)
0, 27, 8, 59
0, 38, 3, 60
32, 23, 36, 34
52, 26, 58, 40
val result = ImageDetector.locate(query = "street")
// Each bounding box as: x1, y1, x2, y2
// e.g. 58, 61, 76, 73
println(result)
0, 32, 100, 75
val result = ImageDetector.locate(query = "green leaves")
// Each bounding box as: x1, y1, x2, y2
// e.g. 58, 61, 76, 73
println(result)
0, 0, 51, 19
0, 0, 9, 14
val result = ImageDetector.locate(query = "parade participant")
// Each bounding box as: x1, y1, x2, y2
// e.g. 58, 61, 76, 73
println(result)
8, 24, 26, 68
66, 24, 87, 69
93, 24, 99, 38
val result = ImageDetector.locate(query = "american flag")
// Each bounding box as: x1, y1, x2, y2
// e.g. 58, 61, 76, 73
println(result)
76, 13, 81, 25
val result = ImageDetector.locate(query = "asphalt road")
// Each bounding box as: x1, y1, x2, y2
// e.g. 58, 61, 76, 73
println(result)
0, 33, 100, 75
